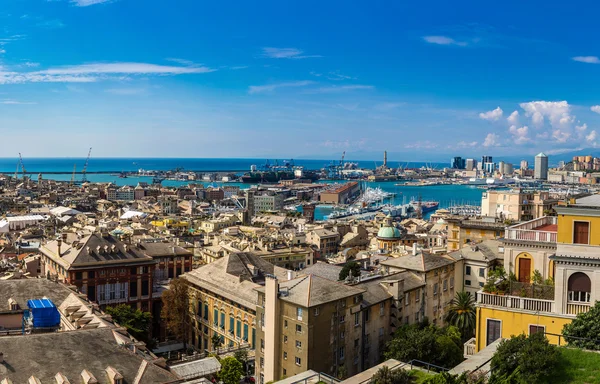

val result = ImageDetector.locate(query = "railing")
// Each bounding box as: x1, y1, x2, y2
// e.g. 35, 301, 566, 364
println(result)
505, 216, 557, 243
567, 302, 591, 315
477, 292, 555, 314
289, 372, 340, 384
463, 337, 476, 357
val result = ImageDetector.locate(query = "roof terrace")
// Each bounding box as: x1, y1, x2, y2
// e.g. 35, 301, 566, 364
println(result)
505, 216, 557, 243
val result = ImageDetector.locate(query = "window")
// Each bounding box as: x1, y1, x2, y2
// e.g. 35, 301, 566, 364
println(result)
415, 312, 419, 322
339, 346, 345, 359
75, 272, 83, 280
214, 309, 219, 326
404, 293, 409, 306
237, 320, 242, 337
450, 277, 454, 288
415, 290, 420, 302
354, 312, 360, 326
568, 272, 591, 302
130, 267, 137, 275
354, 339, 359, 348
314, 307, 320, 316
340, 300, 346, 307
340, 331, 345, 339
529, 325, 545, 335
229, 317, 235, 335
297, 307, 303, 320
479, 268, 485, 278
465, 280, 472, 286
466, 266, 471, 275
379, 327, 384, 336
283, 369, 286, 376
260, 357, 264, 368
120, 283, 126, 299
486, 319, 501, 346
443, 279, 448, 291
295, 357, 301, 366
295, 340, 302, 348
340, 315, 346, 323
284, 320, 288, 328
203, 304, 209, 320
284, 335, 288, 343
574, 221, 590, 245
243, 323, 248, 341
433, 283, 439, 296
479, 282, 485, 288
141, 280, 149, 296
380, 302, 385, 316
283, 352, 287, 360
296, 324, 302, 333
130, 281, 137, 298
365, 309, 370, 322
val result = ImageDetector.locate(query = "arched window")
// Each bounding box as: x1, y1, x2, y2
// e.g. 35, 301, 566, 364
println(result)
568, 272, 591, 303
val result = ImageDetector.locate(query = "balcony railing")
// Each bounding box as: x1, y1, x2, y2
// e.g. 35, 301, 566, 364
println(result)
463, 337, 476, 358
505, 216, 557, 243
477, 291, 555, 314
567, 302, 591, 315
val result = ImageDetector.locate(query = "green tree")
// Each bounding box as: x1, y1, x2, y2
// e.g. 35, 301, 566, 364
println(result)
370, 366, 413, 384
385, 323, 464, 369
445, 292, 476, 340
489, 332, 558, 384
339, 261, 361, 280
219, 356, 244, 384
105, 304, 152, 344
423, 372, 469, 384
161, 278, 190, 347
562, 301, 600, 350
211, 333, 224, 350
234, 349, 249, 374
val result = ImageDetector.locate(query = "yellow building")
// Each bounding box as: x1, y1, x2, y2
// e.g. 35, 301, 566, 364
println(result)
473, 195, 600, 353
446, 216, 505, 251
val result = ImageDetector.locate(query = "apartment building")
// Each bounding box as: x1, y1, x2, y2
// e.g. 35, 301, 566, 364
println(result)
306, 227, 340, 257
319, 182, 360, 204
481, 189, 558, 221
254, 193, 285, 212
446, 216, 505, 251
473, 195, 600, 352
182, 252, 288, 352
448, 240, 504, 296
255, 275, 366, 382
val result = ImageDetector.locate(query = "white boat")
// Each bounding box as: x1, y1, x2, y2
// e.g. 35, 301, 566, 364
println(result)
467, 178, 487, 185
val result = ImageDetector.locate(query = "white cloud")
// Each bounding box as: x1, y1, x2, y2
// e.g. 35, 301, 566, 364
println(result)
552, 129, 571, 143
423, 35, 468, 47
326, 71, 355, 81
586, 130, 597, 143
519, 100, 573, 128
0, 62, 214, 84
508, 125, 530, 144
261, 47, 322, 59
576, 123, 588, 136
455, 141, 478, 148
572, 56, 600, 64
308, 85, 374, 94
0, 99, 36, 105
591, 105, 600, 114
483, 133, 500, 147
71, 0, 112, 6
404, 141, 439, 149
23, 62, 39, 68
248, 80, 315, 94
507, 110, 519, 124
479, 107, 503, 121
0, 49, 5, 54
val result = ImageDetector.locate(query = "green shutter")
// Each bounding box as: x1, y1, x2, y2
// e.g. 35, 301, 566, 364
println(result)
214, 309, 218, 325
237, 320, 241, 337
243, 323, 248, 341
230, 316, 234, 334
252, 328, 256, 349
204, 304, 209, 320
220, 313, 225, 329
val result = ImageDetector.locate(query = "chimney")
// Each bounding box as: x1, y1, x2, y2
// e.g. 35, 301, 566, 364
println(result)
105, 366, 123, 384
0, 351, 3, 363
412, 243, 417, 256
287, 270, 295, 281
28, 377, 42, 384
55, 373, 71, 384
57, 239, 62, 257
62, 232, 68, 242
80, 370, 98, 384
1, 378, 13, 384
263, 276, 280, 383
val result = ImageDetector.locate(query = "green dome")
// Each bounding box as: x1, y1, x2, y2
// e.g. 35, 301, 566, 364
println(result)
377, 226, 402, 239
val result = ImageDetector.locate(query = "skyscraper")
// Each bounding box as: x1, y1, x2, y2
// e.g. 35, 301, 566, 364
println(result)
482, 155, 493, 164
534, 153, 548, 180
451, 156, 465, 169
520, 160, 529, 170
465, 158, 476, 171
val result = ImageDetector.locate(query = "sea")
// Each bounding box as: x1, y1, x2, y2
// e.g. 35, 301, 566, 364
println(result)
0, 158, 483, 220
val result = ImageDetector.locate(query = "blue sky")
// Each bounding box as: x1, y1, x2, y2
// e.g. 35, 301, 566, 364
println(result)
2, 0, 600, 160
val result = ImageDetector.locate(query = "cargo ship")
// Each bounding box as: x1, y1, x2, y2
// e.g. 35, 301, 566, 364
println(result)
410, 200, 440, 213
241, 160, 320, 183
241, 171, 295, 183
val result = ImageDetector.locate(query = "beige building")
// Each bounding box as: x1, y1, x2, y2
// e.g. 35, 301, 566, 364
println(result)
481, 189, 557, 221
448, 240, 504, 296
199, 213, 242, 233
306, 227, 340, 257
256, 275, 367, 382
381, 252, 457, 325
249, 247, 315, 270
182, 252, 288, 352
446, 217, 505, 252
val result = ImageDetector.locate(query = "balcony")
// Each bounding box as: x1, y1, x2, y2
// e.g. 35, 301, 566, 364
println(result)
477, 291, 590, 317
463, 337, 476, 358
505, 216, 557, 243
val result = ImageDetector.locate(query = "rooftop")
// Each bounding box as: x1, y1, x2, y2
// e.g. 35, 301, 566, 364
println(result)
0, 279, 75, 313
0, 328, 176, 383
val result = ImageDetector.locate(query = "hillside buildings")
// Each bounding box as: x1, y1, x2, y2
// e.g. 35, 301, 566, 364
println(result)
481, 189, 557, 221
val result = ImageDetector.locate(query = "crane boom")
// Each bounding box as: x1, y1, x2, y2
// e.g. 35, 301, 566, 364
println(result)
70, 164, 76, 186
18, 153, 26, 179
81, 147, 92, 183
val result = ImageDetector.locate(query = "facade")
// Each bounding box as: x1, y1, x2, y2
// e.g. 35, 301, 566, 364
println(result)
306, 227, 340, 257
249, 247, 314, 270
474, 195, 600, 352
182, 253, 288, 352
451, 157, 465, 169
254, 193, 285, 212
448, 240, 504, 296
481, 189, 557, 221
319, 182, 360, 204
465, 159, 476, 171
206, 188, 225, 201
256, 275, 367, 382
534, 152, 549, 180
520, 160, 529, 170
446, 217, 505, 251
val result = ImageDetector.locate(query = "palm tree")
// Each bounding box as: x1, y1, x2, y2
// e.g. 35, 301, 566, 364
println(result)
445, 291, 476, 339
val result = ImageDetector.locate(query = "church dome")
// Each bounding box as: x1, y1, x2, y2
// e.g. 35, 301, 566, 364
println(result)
377, 225, 402, 239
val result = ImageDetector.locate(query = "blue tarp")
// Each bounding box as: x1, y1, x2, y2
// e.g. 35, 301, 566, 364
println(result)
27, 298, 60, 328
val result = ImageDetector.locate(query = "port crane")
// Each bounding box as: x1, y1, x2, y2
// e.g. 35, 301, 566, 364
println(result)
18, 153, 27, 180
81, 147, 92, 183
70, 164, 77, 186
